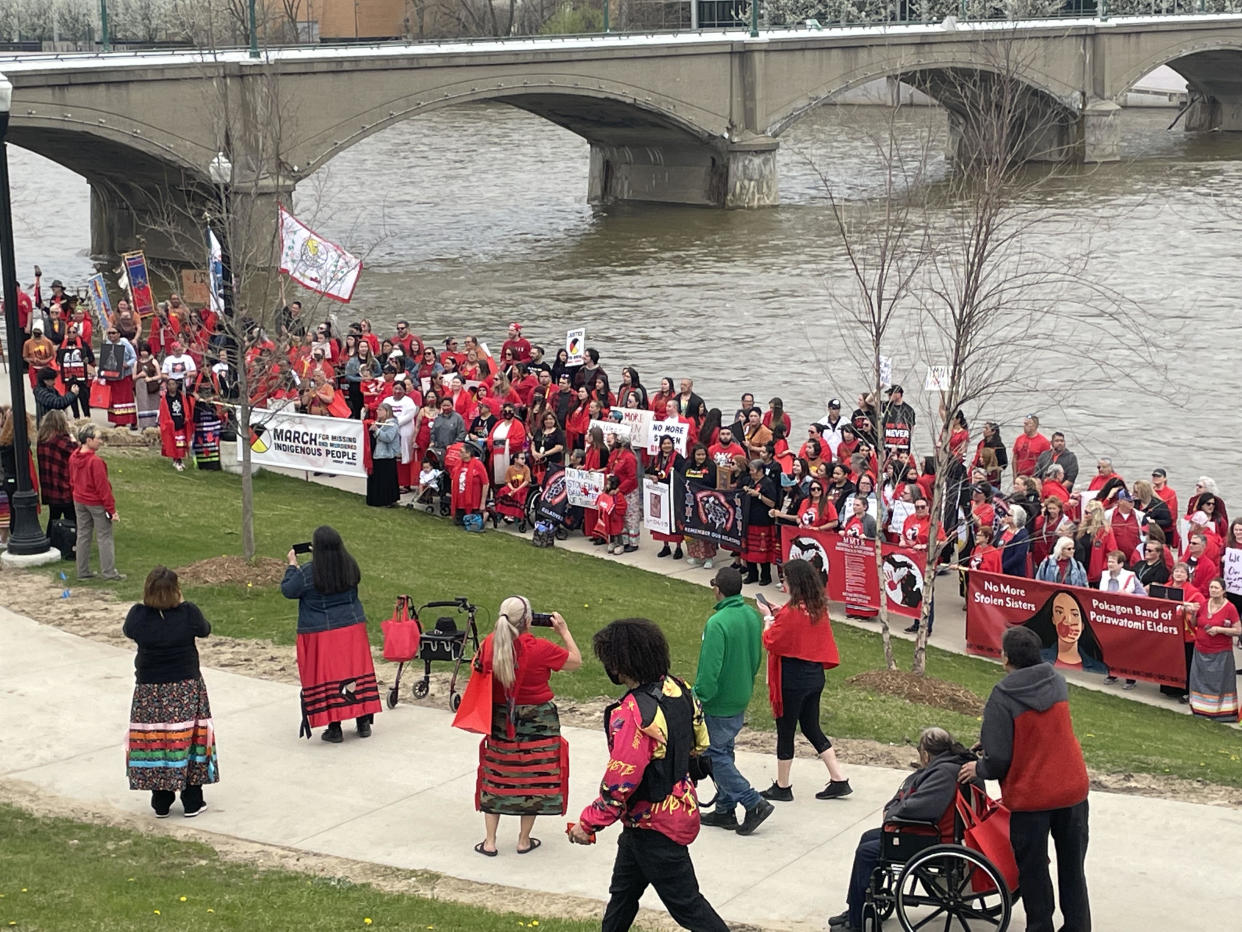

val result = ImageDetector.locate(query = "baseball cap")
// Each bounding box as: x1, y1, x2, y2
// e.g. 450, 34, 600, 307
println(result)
828, 398, 842, 409
709, 566, 743, 596
1151, 468, 1167, 478
885, 385, 904, 395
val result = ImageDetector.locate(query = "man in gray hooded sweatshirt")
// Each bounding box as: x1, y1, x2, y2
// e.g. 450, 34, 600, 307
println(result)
959, 626, 1091, 932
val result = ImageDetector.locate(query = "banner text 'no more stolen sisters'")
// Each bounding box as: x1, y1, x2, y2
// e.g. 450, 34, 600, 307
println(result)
965, 571, 1187, 686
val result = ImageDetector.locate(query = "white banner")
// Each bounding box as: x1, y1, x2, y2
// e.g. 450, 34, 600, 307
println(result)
206, 226, 225, 315
648, 419, 689, 456
643, 477, 672, 536
566, 468, 605, 508
590, 418, 632, 446
566, 327, 586, 366
278, 206, 363, 303
617, 408, 655, 450
243, 409, 367, 477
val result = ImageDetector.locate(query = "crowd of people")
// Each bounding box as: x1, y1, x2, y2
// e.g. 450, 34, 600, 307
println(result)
122, 531, 1092, 932
6, 274, 1238, 720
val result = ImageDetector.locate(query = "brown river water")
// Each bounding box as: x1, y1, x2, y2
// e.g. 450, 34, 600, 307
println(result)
8, 103, 1240, 500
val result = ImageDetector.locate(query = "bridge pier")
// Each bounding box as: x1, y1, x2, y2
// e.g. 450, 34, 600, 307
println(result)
1184, 94, 1242, 132
1080, 99, 1122, 163
587, 136, 778, 209
90, 178, 291, 269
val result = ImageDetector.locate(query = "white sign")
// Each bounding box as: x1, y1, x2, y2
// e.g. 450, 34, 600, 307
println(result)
566, 327, 586, 366
566, 468, 605, 508
648, 419, 689, 457
590, 418, 632, 446
643, 477, 672, 536
617, 407, 655, 450
243, 409, 367, 477
924, 365, 950, 392
879, 355, 893, 388
277, 206, 363, 303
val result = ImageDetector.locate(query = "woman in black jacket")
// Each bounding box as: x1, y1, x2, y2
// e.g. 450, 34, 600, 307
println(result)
124, 566, 218, 818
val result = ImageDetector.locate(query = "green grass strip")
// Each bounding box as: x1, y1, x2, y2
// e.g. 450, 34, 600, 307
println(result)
54, 453, 1242, 788
0, 803, 597, 931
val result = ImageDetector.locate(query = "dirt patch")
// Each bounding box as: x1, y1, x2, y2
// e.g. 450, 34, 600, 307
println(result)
846, 670, 986, 717
0, 570, 303, 686
174, 555, 287, 587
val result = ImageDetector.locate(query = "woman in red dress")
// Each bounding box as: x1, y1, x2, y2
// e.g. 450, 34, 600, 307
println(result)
649, 377, 675, 420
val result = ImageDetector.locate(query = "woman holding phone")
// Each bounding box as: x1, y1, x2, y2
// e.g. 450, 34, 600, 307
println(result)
281, 526, 381, 743
756, 560, 852, 801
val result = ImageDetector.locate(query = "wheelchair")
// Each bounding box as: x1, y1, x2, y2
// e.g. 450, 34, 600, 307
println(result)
860, 784, 1013, 931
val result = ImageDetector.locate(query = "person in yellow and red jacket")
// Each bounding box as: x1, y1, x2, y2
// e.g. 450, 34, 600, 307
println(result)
569, 618, 727, 932
959, 626, 1091, 932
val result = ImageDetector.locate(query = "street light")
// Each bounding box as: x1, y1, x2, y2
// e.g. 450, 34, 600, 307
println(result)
0, 72, 53, 559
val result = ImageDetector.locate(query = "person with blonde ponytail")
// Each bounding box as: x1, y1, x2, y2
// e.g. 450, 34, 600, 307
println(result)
474, 595, 581, 857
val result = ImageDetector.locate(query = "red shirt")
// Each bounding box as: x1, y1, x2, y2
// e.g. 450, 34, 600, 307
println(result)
489, 632, 568, 705
1109, 508, 1143, 559
69, 448, 116, 513
1012, 432, 1051, 477
501, 337, 532, 363
1196, 600, 1240, 654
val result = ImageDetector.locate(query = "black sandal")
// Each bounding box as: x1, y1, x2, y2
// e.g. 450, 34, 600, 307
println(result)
474, 841, 498, 857
517, 837, 542, 854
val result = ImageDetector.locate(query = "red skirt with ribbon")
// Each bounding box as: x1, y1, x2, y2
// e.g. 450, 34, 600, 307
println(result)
295, 622, 382, 736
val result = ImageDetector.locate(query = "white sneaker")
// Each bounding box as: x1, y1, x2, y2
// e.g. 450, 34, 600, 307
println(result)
612, 545, 625, 555
686, 558, 701, 567
702, 560, 713, 570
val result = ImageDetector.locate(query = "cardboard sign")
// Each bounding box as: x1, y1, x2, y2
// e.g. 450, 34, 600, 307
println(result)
181, 268, 211, 306
590, 418, 631, 446
566, 327, 586, 366
925, 365, 950, 392
617, 407, 655, 449
566, 468, 605, 508
648, 419, 689, 456
643, 477, 672, 536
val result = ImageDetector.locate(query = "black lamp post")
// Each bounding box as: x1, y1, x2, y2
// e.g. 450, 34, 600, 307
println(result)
0, 72, 52, 557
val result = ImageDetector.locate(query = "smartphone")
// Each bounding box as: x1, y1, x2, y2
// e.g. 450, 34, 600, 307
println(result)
755, 593, 772, 609
292, 542, 312, 555
530, 612, 555, 627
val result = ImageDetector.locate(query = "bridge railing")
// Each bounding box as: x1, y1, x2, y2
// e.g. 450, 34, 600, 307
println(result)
5, 1, 1242, 60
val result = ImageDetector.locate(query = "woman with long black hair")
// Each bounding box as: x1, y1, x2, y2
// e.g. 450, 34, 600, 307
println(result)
281, 526, 381, 742
758, 559, 851, 802
1022, 589, 1107, 674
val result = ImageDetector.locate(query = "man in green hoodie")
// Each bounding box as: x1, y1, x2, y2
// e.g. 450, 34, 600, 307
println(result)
694, 567, 774, 836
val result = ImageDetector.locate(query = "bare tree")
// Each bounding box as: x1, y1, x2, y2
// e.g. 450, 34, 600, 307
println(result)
815, 33, 1161, 677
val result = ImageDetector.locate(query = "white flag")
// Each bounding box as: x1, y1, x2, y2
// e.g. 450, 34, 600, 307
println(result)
207, 227, 225, 315
277, 206, 363, 303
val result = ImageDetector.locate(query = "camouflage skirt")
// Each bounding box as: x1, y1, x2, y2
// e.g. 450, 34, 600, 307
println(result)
476, 701, 568, 816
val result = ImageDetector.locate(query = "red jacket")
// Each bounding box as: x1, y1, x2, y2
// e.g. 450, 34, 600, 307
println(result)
451, 457, 489, 513
158, 391, 195, 459
608, 448, 638, 496
762, 604, 839, 718
69, 447, 116, 513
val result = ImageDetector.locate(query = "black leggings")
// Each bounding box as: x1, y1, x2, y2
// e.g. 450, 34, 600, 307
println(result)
775, 683, 832, 760
46, 503, 73, 525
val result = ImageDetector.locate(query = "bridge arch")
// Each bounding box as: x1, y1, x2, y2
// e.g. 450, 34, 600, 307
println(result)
293, 77, 728, 179
1111, 41, 1242, 132
285, 75, 759, 209
763, 55, 1080, 141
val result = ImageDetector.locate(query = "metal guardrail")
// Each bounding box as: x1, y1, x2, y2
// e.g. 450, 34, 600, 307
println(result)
3, 4, 1242, 64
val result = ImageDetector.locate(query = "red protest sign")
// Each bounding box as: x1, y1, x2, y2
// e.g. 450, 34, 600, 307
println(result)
965, 571, 1187, 686
780, 527, 925, 619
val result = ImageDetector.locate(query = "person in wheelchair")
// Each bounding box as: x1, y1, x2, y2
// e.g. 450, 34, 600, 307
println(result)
829, 727, 978, 932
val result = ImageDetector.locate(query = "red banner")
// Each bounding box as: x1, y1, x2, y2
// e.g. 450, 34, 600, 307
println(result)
780, 527, 925, 619
965, 571, 1187, 686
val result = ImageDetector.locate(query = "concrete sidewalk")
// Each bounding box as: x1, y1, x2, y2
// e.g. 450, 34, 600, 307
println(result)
1, 607, 1237, 930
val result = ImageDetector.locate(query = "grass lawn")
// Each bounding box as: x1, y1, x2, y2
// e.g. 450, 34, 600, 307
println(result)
0, 804, 597, 931
52, 452, 1242, 787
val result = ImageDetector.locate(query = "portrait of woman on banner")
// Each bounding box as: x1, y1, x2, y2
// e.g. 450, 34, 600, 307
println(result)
1022, 589, 1108, 674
